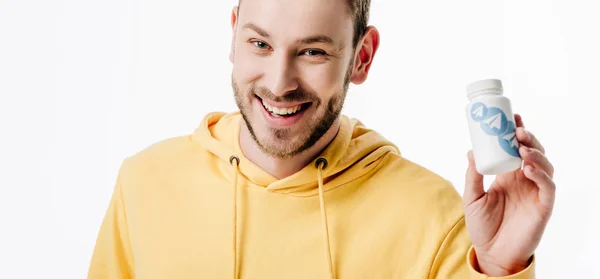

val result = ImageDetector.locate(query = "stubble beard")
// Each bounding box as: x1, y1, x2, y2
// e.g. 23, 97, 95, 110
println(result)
232, 57, 354, 159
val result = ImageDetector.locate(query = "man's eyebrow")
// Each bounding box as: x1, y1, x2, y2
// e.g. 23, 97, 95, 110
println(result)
297, 35, 335, 46
243, 23, 269, 38
242, 23, 340, 49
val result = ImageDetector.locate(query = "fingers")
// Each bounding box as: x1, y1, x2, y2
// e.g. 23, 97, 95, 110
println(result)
523, 165, 556, 211
519, 146, 554, 178
515, 113, 524, 128
514, 114, 555, 211
516, 127, 546, 154
464, 150, 486, 206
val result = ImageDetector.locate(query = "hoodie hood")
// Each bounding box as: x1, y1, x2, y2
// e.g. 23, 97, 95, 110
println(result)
89, 111, 507, 279
192, 111, 400, 197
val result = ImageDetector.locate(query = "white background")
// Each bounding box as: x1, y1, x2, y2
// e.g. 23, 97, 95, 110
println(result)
1, 0, 599, 278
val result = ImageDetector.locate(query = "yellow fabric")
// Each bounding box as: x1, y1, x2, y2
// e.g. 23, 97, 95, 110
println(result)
231, 156, 240, 279
88, 111, 535, 279
317, 159, 334, 279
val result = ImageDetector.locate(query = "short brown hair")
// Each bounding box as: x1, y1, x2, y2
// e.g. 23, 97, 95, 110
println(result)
237, 0, 371, 49
347, 0, 371, 48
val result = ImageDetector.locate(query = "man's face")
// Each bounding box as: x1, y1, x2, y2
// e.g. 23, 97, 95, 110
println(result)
231, 0, 356, 158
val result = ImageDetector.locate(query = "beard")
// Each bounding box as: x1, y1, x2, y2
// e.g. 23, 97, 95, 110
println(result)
232, 58, 354, 159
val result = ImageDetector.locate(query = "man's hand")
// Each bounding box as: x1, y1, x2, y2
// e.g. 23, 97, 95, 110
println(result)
463, 113, 555, 276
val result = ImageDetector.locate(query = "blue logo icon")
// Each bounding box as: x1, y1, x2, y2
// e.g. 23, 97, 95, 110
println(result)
470, 102, 520, 158
498, 121, 519, 157
480, 107, 508, 136
470, 103, 488, 122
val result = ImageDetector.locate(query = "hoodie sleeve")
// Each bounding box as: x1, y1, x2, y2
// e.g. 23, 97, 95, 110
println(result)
429, 216, 535, 279
87, 166, 135, 279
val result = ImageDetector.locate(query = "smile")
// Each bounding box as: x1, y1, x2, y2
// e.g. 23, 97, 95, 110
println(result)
254, 94, 312, 127
257, 95, 311, 118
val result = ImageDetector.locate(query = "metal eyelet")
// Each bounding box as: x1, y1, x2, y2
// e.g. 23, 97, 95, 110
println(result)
229, 155, 240, 166
315, 157, 328, 170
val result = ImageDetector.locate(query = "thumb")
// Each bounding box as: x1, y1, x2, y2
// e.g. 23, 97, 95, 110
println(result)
464, 150, 485, 206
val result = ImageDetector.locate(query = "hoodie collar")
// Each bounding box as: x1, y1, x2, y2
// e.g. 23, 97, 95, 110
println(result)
193, 111, 400, 197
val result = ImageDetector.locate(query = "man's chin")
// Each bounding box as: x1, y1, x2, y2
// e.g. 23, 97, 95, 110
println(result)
252, 131, 306, 158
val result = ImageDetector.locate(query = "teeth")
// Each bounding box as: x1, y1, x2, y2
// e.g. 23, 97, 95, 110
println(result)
262, 99, 302, 115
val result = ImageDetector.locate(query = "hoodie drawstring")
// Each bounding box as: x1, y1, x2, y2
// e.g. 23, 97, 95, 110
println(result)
316, 158, 334, 279
228, 156, 333, 279
230, 155, 240, 279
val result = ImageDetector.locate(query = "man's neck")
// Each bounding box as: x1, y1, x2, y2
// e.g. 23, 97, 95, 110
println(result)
239, 119, 341, 180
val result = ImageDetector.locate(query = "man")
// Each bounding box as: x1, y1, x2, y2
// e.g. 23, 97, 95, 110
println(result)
88, 0, 555, 278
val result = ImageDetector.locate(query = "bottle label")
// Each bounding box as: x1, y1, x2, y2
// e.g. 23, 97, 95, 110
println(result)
470, 102, 520, 157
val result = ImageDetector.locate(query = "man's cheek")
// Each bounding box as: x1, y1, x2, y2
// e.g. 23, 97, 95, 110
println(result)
305, 68, 340, 94
236, 58, 263, 82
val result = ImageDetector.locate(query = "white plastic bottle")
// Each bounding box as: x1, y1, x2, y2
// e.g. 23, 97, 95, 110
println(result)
465, 79, 522, 175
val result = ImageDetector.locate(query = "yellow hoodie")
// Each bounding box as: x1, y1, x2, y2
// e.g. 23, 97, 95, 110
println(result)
88, 112, 535, 279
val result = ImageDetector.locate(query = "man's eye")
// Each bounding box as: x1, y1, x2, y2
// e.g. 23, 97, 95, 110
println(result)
253, 41, 270, 50
302, 49, 327, 57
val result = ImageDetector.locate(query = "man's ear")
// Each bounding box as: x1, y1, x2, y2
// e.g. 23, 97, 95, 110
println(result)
350, 26, 380, 85
229, 6, 239, 63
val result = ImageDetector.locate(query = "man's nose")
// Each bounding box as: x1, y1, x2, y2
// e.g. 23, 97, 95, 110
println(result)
265, 52, 299, 97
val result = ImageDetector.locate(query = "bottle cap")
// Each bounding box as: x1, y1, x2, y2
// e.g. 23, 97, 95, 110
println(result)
466, 79, 503, 99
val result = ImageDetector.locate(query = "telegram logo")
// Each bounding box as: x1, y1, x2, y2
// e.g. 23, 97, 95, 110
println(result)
498, 121, 520, 157
470, 102, 520, 158
470, 102, 488, 122
480, 107, 508, 136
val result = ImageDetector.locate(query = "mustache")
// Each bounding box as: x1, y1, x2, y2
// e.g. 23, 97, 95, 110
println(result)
252, 85, 319, 104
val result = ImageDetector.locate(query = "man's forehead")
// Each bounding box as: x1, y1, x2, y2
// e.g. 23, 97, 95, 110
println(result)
237, 0, 354, 45
239, 0, 350, 14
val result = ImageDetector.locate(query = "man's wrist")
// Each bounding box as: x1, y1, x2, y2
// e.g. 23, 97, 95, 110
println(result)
474, 251, 532, 276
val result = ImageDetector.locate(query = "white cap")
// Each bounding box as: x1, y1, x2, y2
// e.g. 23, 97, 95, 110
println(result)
466, 79, 503, 99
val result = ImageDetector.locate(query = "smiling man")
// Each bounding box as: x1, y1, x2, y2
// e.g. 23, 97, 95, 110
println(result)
87, 0, 555, 278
